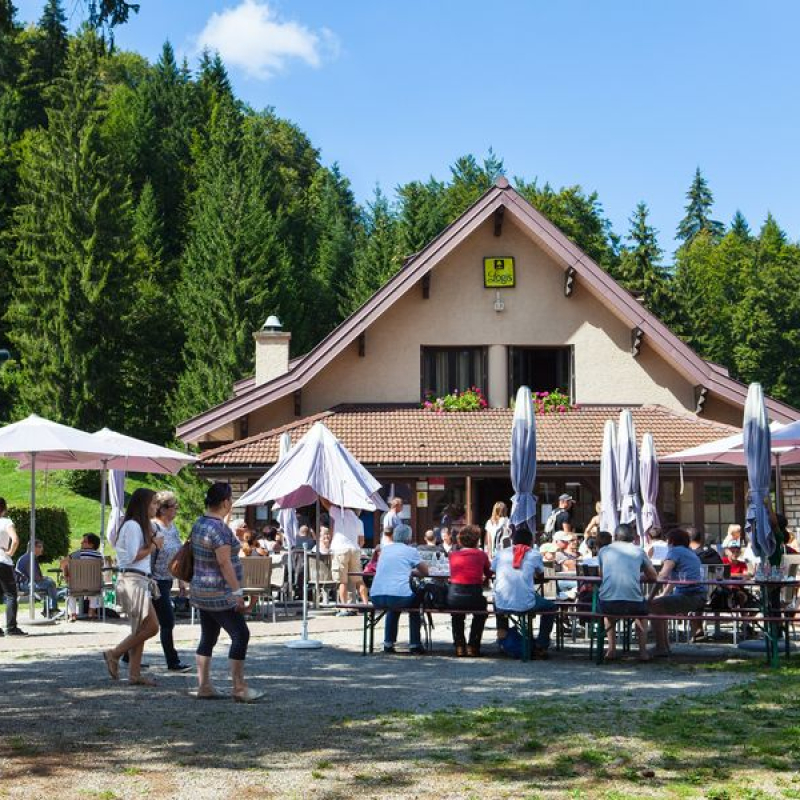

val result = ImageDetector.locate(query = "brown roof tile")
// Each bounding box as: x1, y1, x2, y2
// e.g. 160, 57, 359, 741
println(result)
199, 404, 740, 468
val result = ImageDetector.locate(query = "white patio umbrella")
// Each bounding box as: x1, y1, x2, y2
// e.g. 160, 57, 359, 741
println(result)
234, 422, 387, 512
106, 469, 126, 545
20, 427, 197, 552
617, 409, 643, 542
0, 415, 116, 620
277, 432, 299, 593
743, 383, 775, 561
509, 386, 537, 532
639, 433, 661, 537
599, 420, 619, 533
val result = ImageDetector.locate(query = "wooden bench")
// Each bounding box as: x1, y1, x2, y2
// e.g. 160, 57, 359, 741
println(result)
335, 602, 559, 662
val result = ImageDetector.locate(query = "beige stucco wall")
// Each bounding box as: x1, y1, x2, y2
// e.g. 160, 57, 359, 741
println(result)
296, 215, 695, 419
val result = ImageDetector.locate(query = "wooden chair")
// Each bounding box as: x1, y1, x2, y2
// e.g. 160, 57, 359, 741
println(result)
270, 562, 288, 620
241, 557, 273, 621
66, 557, 105, 621
308, 553, 337, 607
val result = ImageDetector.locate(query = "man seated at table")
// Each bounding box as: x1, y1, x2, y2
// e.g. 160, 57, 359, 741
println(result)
369, 524, 428, 654
688, 527, 723, 565
61, 533, 103, 621
16, 539, 61, 618
597, 523, 659, 662
492, 527, 555, 658
649, 528, 706, 658
417, 529, 442, 554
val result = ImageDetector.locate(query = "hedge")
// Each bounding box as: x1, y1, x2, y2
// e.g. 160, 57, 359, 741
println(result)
7, 507, 71, 562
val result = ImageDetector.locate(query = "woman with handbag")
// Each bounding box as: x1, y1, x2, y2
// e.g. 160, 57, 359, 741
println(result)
190, 482, 263, 703
151, 491, 191, 672
448, 524, 492, 657
103, 488, 161, 686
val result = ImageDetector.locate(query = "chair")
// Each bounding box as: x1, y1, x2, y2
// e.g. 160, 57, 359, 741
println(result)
269, 562, 288, 619
66, 557, 105, 621
308, 553, 337, 607
240, 557, 273, 621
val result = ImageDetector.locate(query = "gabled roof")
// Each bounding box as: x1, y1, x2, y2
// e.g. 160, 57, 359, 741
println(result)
197, 404, 740, 469
178, 179, 799, 443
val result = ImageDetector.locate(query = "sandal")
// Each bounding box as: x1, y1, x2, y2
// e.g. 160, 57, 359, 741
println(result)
129, 676, 157, 687
103, 650, 119, 680
189, 687, 223, 700
233, 688, 265, 704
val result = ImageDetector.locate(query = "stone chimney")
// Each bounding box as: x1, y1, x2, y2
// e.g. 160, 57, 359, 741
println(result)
253, 315, 291, 386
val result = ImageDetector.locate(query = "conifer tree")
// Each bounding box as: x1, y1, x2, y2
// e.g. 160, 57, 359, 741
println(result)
730, 210, 751, 240
397, 178, 446, 257
34, 0, 68, 84
7, 28, 134, 430
342, 186, 400, 315
676, 168, 724, 245
170, 96, 291, 423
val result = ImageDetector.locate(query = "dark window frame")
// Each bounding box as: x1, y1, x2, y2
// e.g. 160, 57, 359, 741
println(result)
507, 345, 574, 401
420, 346, 488, 399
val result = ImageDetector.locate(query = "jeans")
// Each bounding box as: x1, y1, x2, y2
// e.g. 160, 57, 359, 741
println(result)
497, 593, 557, 650
371, 594, 421, 648
18, 577, 60, 612
197, 607, 250, 661
0, 563, 18, 630
153, 579, 180, 668
447, 584, 487, 648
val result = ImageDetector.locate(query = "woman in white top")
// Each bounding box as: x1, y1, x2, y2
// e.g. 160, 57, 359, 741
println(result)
103, 488, 162, 686
484, 501, 509, 557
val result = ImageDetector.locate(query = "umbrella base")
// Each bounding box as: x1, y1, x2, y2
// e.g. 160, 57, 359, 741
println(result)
286, 638, 323, 650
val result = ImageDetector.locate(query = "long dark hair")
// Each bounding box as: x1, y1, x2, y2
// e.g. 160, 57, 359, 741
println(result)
124, 488, 155, 545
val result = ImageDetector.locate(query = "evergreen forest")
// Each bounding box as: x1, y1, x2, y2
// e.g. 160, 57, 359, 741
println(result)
1, 2, 799, 450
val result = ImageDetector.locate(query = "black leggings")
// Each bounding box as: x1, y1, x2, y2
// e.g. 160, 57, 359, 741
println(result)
197, 608, 250, 661
448, 584, 487, 648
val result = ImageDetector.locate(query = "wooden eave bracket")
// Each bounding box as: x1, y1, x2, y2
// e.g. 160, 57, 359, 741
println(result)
631, 327, 644, 357
293, 389, 302, 417
421, 273, 431, 299
564, 266, 577, 297
358, 332, 366, 357
695, 385, 708, 414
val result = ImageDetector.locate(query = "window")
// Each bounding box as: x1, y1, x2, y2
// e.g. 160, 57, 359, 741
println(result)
703, 481, 736, 542
421, 347, 487, 398
508, 347, 572, 399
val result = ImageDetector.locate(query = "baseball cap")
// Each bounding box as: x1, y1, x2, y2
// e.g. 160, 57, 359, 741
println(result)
558, 493, 573, 503
553, 531, 572, 543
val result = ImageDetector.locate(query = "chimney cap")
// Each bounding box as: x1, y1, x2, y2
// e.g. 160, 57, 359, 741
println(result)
262, 315, 283, 331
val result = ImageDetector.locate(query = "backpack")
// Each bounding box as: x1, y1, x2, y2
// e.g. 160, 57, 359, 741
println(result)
544, 509, 560, 536
498, 626, 524, 659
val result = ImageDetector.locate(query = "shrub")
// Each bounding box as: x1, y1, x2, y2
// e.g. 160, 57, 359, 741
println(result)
7, 506, 71, 561
421, 387, 488, 412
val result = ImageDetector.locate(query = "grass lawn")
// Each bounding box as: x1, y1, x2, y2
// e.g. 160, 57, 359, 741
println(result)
342, 660, 800, 799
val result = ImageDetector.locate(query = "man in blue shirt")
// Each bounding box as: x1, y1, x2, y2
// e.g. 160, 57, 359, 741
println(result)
649, 528, 705, 657
17, 539, 61, 617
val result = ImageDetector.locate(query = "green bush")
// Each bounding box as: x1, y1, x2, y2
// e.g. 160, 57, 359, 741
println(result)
7, 506, 71, 561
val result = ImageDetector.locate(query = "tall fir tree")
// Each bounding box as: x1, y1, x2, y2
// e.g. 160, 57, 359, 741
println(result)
343, 186, 400, 315
730, 209, 751, 240
170, 96, 291, 423
676, 167, 724, 245
397, 178, 446, 257
7, 28, 134, 430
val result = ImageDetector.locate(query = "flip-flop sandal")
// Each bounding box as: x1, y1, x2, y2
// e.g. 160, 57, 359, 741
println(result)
129, 676, 157, 687
189, 689, 223, 700
103, 650, 119, 680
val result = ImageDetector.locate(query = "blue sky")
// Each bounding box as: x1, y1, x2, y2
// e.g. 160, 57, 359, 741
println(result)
16, 0, 800, 255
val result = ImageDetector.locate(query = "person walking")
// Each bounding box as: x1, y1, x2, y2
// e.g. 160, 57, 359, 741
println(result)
0, 497, 26, 636
103, 488, 161, 686
190, 482, 262, 703
151, 491, 192, 672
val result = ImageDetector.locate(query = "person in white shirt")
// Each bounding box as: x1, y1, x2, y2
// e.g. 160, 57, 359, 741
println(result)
0, 497, 25, 636
484, 501, 509, 557
322, 498, 369, 613
382, 497, 404, 543
369, 524, 429, 653
103, 488, 162, 686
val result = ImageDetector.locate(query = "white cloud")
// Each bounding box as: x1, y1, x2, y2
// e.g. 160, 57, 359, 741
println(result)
194, 0, 337, 80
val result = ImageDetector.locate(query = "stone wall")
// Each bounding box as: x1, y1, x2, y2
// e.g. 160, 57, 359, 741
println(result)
782, 473, 800, 532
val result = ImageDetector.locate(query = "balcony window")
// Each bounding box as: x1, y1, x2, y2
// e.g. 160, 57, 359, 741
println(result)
508, 346, 573, 399
421, 347, 487, 398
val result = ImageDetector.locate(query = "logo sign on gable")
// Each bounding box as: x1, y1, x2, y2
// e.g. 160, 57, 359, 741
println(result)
484, 257, 515, 288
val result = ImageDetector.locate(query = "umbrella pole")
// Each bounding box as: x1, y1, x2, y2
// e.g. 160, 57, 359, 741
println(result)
314, 497, 320, 610
99, 462, 108, 558
28, 453, 36, 620
775, 454, 783, 514
286, 547, 322, 650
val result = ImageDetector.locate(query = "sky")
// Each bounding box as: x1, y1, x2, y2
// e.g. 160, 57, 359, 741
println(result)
15, 0, 800, 254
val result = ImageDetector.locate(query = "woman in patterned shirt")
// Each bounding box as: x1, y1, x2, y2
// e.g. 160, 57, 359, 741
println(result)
190, 482, 263, 703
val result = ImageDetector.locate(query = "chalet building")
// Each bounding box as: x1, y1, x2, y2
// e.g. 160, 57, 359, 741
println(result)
177, 179, 800, 543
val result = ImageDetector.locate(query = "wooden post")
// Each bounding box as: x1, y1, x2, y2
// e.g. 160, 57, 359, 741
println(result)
465, 475, 473, 525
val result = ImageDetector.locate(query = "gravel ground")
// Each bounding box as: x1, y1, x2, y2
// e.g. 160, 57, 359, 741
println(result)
0, 611, 755, 799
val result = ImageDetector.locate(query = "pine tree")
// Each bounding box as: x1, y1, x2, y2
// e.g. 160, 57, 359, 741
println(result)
7, 28, 134, 430
170, 96, 291, 423
444, 152, 503, 222
397, 178, 446, 257
342, 186, 400, 315
34, 0, 68, 84
676, 168, 724, 245
618, 202, 672, 320
730, 209, 751, 239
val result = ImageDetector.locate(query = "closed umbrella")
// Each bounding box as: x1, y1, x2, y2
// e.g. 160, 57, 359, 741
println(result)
106, 469, 126, 545
744, 383, 775, 561
509, 386, 537, 532
617, 410, 643, 541
234, 422, 387, 512
0, 415, 115, 620
599, 420, 619, 533
639, 433, 661, 537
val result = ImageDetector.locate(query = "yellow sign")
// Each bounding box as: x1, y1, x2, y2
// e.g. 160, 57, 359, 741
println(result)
417, 491, 428, 508
484, 257, 515, 288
